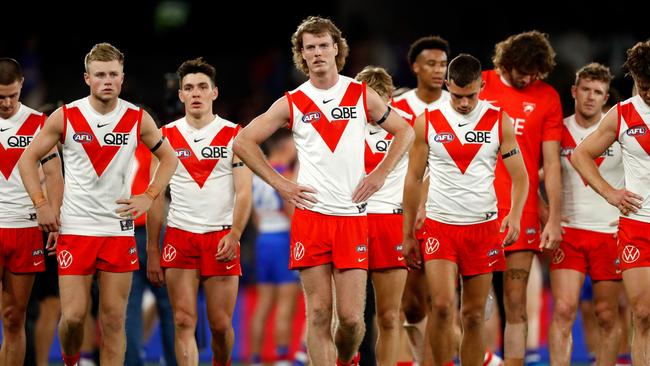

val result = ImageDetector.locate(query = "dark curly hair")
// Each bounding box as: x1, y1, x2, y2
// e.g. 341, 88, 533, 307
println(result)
493, 30, 556, 79
407, 36, 450, 66
624, 39, 650, 83
291, 16, 349, 76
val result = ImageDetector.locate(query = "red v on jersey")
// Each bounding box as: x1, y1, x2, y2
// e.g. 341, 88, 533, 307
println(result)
166, 125, 237, 189
429, 108, 499, 174
562, 126, 604, 186
66, 106, 140, 177
0, 113, 44, 179
621, 103, 650, 156
291, 82, 364, 153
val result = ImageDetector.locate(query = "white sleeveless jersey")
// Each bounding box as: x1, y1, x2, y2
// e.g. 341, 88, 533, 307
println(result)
560, 114, 623, 233
391, 89, 451, 121
163, 116, 240, 234
252, 173, 291, 233
60, 97, 141, 236
364, 108, 412, 213
425, 100, 502, 224
616, 96, 650, 223
0, 104, 45, 228
286, 75, 369, 216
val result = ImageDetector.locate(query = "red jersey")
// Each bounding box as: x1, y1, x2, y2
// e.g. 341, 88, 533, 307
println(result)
480, 70, 563, 214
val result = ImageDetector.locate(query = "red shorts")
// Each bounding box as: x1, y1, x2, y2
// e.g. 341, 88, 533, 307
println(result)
0, 227, 45, 273
499, 210, 541, 253
368, 214, 407, 270
550, 227, 621, 280
57, 234, 138, 275
161, 226, 241, 276
617, 218, 650, 272
420, 218, 505, 276
290, 209, 368, 270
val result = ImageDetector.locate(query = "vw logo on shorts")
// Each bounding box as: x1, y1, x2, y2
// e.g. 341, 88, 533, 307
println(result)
294, 242, 305, 261
57, 250, 74, 269
425, 237, 440, 255
162, 244, 177, 262
552, 248, 565, 264
622, 245, 640, 264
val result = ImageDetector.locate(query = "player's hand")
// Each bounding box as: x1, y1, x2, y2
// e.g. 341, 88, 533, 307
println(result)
116, 194, 153, 219
46, 232, 59, 255
36, 204, 60, 232
540, 219, 562, 251
276, 179, 317, 210
352, 170, 387, 203
216, 232, 239, 262
147, 248, 165, 287
415, 205, 426, 230
402, 236, 422, 270
500, 213, 521, 247
605, 188, 643, 216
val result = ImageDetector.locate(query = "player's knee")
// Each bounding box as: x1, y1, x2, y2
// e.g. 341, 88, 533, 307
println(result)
594, 301, 617, 331
632, 304, 650, 333
61, 311, 86, 332
461, 306, 484, 331
552, 298, 578, 324
208, 313, 232, 338
308, 306, 332, 330
430, 298, 454, 322
504, 292, 527, 318
337, 310, 364, 333
173, 308, 197, 333
377, 308, 400, 331
402, 299, 426, 323
100, 310, 125, 335
2, 304, 27, 334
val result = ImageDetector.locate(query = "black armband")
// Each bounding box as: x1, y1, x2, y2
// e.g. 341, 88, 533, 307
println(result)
501, 147, 520, 159
149, 136, 165, 153
376, 106, 391, 125
232, 161, 245, 168
40, 153, 59, 165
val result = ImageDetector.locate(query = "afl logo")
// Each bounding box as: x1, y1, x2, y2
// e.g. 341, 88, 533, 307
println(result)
626, 126, 647, 137
175, 148, 192, 159
73, 132, 93, 144
433, 133, 454, 143
294, 242, 305, 261
302, 111, 321, 123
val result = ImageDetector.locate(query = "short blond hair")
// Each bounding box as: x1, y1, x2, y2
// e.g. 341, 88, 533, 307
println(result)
84, 43, 124, 71
355, 66, 394, 100
291, 16, 349, 75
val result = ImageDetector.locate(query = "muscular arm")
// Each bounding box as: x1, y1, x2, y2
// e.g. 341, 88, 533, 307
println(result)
233, 97, 316, 208
230, 155, 253, 240
140, 112, 178, 196
42, 146, 64, 217
500, 113, 529, 245
353, 87, 415, 202
572, 108, 642, 213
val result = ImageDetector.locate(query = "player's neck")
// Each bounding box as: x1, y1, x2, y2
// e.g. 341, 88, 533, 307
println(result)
575, 111, 601, 129
186, 112, 215, 129
88, 95, 118, 115
415, 86, 442, 104
0, 102, 21, 120
309, 71, 339, 90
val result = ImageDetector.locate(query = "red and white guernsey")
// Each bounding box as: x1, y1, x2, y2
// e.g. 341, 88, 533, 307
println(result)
162, 116, 240, 233
60, 97, 141, 236
0, 104, 45, 228
425, 100, 502, 224
286, 75, 369, 216
561, 114, 623, 233
616, 96, 650, 223
391, 89, 451, 121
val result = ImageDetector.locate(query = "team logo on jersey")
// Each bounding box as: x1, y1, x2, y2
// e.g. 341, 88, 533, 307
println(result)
522, 102, 536, 115
162, 244, 177, 262
626, 126, 647, 137
622, 245, 640, 263
356, 245, 367, 253
434, 133, 455, 143
201, 146, 229, 159
57, 250, 73, 269
302, 111, 321, 123
175, 148, 192, 159
356, 203, 367, 213
293, 242, 305, 261
552, 248, 565, 264
73, 132, 94, 144
120, 220, 134, 231
425, 237, 440, 255
6, 135, 34, 148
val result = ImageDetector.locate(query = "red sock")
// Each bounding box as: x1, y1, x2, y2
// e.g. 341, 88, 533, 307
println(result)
62, 353, 80, 366
212, 358, 231, 366
336, 352, 360, 366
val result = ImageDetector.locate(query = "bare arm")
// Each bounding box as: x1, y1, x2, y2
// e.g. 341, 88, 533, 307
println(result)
499, 113, 529, 246
571, 108, 642, 214
216, 154, 253, 261
19, 108, 64, 232
233, 96, 316, 208
353, 87, 415, 202
116, 112, 178, 218
401, 113, 428, 268
145, 154, 167, 286
539, 138, 563, 250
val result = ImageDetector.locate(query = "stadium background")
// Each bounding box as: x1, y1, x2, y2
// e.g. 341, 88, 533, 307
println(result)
1, 1, 647, 364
